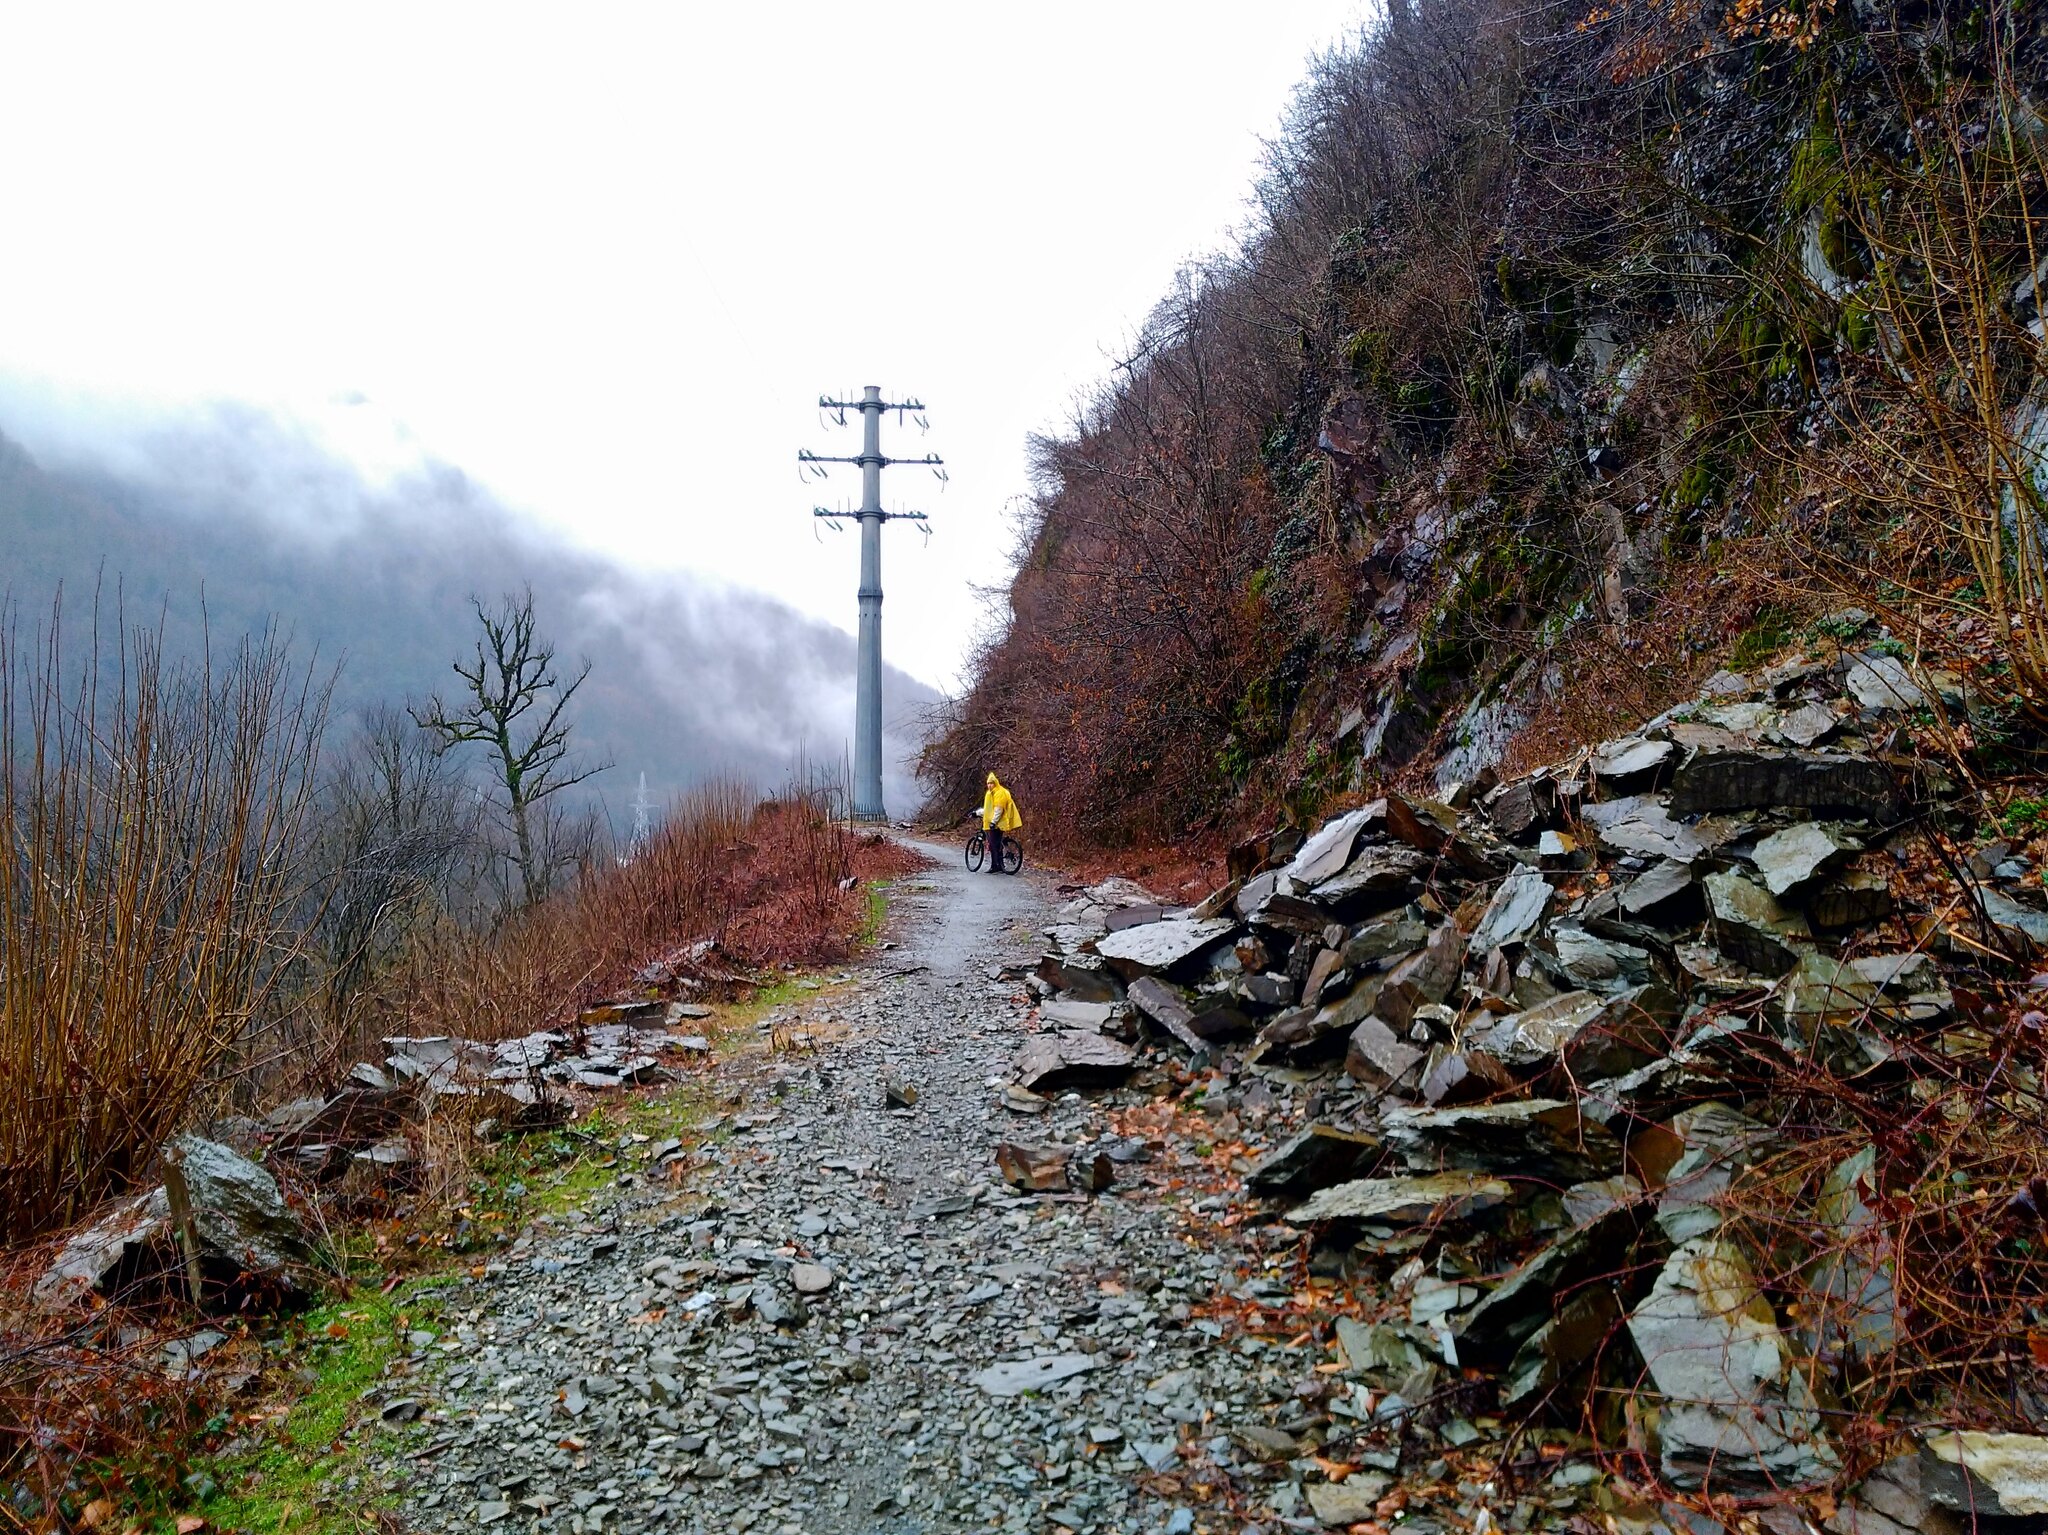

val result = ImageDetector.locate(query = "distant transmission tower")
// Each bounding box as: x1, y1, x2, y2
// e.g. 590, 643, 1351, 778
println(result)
800, 385, 944, 822
629, 771, 653, 855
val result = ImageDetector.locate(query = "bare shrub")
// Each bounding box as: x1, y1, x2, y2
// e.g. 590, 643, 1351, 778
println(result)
1796, 39, 2048, 719
0, 603, 326, 1244
276, 703, 484, 1087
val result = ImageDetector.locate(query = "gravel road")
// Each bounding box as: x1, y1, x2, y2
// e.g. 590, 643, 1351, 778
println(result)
378, 839, 1328, 1535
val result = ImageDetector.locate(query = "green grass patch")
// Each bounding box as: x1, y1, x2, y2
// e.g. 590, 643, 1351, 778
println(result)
465, 1083, 716, 1222
174, 1275, 458, 1535
858, 881, 892, 947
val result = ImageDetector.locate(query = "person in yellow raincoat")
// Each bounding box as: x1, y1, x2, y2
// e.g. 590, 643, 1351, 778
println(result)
980, 772, 1022, 875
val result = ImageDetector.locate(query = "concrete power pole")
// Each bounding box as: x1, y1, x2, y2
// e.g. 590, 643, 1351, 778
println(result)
800, 386, 943, 822
629, 771, 653, 856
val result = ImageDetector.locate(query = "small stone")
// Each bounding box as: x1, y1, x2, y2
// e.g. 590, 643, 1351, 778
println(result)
1307, 1475, 1392, 1525
1001, 1083, 1050, 1114
789, 1263, 834, 1295
996, 1142, 1068, 1192
1134, 1439, 1179, 1473
882, 1073, 919, 1108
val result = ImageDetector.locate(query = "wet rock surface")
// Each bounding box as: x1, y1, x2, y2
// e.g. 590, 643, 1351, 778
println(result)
33, 1134, 312, 1308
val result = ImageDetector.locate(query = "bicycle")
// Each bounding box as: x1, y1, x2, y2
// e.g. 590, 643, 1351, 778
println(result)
965, 828, 1024, 874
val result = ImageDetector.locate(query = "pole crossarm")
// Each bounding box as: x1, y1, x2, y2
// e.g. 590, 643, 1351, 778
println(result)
798, 449, 946, 470
813, 507, 928, 522
823, 397, 937, 415
800, 383, 941, 823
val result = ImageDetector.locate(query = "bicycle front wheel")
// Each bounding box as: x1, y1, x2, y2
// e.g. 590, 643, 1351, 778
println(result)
965, 833, 986, 872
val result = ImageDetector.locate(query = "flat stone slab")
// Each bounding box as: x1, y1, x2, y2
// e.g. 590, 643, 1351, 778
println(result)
1287, 1172, 1514, 1225
1091, 916, 1237, 979
1282, 804, 1384, 886
1629, 1237, 1838, 1491
1923, 1431, 2048, 1517
1247, 1124, 1382, 1194
1580, 796, 1705, 861
1705, 869, 1810, 975
1311, 845, 1430, 907
1621, 857, 1696, 917
1012, 1031, 1136, 1090
971, 1353, 1099, 1397
1589, 736, 1675, 785
1845, 652, 1924, 712
1669, 746, 1899, 818
1038, 999, 1116, 1031
1470, 866, 1552, 951
1381, 1099, 1622, 1183
1752, 821, 1860, 897
1126, 975, 1228, 1058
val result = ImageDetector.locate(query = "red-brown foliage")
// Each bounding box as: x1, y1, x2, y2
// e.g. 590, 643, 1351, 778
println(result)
326, 787, 919, 1074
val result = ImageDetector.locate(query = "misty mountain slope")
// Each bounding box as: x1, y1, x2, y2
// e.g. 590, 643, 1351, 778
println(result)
0, 423, 939, 814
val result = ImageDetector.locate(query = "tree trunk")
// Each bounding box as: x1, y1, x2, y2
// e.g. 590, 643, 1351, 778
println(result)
512, 793, 542, 907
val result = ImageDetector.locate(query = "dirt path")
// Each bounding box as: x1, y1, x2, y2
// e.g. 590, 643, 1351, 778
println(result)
375, 839, 1317, 1535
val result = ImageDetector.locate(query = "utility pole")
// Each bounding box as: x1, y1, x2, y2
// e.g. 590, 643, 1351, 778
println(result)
629, 771, 653, 856
800, 386, 943, 822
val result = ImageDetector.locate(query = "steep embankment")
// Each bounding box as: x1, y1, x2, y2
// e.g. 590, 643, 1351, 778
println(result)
924, 0, 2048, 847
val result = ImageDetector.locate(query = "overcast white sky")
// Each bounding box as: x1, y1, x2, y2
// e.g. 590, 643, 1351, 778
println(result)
0, 2, 1367, 693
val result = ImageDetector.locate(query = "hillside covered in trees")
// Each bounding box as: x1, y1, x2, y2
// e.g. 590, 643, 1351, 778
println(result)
924, 0, 2048, 846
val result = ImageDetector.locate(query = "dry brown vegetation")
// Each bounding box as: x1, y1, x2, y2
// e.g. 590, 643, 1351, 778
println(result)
919, 0, 1641, 844
0, 610, 325, 1244
0, 589, 915, 1250
287, 782, 898, 1090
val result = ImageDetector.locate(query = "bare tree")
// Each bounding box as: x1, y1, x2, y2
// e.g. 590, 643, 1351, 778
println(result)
412, 589, 608, 907
297, 704, 481, 1057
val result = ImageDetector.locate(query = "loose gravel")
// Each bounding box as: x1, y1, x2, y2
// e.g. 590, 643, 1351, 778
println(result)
372, 844, 1338, 1535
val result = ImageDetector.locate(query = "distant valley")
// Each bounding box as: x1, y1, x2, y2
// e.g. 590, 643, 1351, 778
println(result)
0, 416, 940, 820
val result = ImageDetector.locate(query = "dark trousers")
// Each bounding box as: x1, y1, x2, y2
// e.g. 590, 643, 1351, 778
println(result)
986, 826, 1006, 874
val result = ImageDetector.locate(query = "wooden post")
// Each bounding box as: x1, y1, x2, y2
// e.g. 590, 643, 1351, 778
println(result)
160, 1142, 206, 1308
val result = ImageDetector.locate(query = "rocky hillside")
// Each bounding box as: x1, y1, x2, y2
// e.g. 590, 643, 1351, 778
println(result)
922, 0, 2048, 848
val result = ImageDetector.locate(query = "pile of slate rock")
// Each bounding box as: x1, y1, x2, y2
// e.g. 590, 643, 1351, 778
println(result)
1012, 649, 2048, 1523
260, 1000, 716, 1182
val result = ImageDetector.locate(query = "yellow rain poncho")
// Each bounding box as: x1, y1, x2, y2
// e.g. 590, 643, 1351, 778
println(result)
980, 773, 1022, 833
